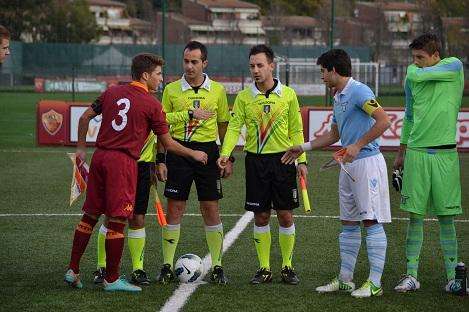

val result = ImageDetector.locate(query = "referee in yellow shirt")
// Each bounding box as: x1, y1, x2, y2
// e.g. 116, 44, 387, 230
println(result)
218, 44, 308, 285
156, 41, 231, 284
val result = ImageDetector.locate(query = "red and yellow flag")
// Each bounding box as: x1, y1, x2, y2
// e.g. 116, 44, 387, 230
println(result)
68, 153, 89, 206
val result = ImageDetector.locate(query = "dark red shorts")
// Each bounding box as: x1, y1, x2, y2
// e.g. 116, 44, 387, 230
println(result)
83, 149, 137, 219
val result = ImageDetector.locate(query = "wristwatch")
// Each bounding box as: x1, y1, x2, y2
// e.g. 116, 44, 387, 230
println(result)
228, 156, 235, 163
188, 110, 194, 120
156, 152, 166, 164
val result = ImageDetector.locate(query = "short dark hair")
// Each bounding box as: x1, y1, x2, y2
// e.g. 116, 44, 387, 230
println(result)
184, 41, 207, 61
249, 44, 274, 63
316, 49, 351, 77
0, 25, 10, 40
131, 53, 164, 80
409, 33, 441, 55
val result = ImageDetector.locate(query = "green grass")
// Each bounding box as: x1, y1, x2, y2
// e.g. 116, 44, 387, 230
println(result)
0, 91, 468, 311
1, 91, 467, 149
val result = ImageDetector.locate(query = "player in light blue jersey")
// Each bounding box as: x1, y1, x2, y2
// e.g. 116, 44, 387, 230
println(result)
282, 49, 391, 298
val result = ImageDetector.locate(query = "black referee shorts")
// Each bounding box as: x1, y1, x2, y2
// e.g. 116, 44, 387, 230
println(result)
164, 140, 222, 201
134, 161, 153, 215
245, 152, 299, 212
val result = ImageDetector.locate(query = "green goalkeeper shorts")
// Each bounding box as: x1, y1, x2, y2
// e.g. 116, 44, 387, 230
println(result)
400, 147, 461, 216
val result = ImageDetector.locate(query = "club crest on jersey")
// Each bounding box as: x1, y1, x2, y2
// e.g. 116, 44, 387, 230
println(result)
341, 101, 348, 112
193, 100, 200, 108
42, 109, 63, 135
263, 105, 271, 113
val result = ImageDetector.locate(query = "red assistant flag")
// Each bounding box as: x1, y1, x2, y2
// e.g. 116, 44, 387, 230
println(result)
68, 153, 89, 206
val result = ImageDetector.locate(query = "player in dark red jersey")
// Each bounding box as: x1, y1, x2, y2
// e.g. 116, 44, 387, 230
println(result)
64, 53, 208, 292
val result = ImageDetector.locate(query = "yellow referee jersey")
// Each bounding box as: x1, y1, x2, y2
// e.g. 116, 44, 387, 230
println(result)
161, 74, 230, 142
221, 80, 306, 163
138, 132, 156, 162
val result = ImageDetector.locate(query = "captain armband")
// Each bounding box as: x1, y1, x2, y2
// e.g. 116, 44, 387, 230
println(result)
362, 99, 381, 116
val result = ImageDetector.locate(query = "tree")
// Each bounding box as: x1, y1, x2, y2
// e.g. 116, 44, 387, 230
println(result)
245, 0, 323, 16
417, 0, 467, 54
0, 0, 99, 43
0, 0, 48, 41
119, 0, 155, 20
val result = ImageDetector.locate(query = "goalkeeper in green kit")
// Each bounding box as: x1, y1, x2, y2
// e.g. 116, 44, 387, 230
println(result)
393, 34, 464, 293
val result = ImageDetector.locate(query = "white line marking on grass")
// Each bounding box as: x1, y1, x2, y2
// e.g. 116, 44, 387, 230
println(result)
0, 149, 73, 153
0, 212, 468, 223
159, 211, 254, 312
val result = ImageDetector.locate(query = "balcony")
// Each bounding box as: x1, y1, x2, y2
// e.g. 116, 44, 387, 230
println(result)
96, 17, 130, 29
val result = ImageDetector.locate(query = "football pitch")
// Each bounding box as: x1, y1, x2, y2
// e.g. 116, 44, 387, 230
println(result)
0, 92, 468, 311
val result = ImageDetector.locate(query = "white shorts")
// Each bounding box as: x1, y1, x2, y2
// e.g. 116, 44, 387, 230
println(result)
339, 153, 391, 223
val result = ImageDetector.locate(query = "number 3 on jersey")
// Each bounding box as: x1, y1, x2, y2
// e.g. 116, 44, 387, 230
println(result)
112, 98, 131, 131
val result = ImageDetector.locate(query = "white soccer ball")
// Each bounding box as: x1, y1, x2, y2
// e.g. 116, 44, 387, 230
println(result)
174, 253, 203, 283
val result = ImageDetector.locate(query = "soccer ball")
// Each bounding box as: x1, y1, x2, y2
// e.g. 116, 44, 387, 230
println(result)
174, 253, 203, 283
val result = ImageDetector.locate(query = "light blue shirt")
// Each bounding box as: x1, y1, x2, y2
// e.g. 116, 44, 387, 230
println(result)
332, 78, 380, 160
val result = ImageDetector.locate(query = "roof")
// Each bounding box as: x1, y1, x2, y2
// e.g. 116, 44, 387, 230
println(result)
130, 18, 152, 28
87, 0, 126, 7
357, 1, 420, 11
194, 0, 259, 10
262, 16, 320, 28
442, 17, 466, 26
161, 12, 210, 26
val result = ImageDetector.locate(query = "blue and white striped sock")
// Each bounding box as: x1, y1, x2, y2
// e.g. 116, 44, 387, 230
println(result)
339, 225, 361, 282
366, 223, 387, 287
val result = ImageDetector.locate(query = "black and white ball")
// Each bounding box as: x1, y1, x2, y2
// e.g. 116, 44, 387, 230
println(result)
174, 253, 203, 283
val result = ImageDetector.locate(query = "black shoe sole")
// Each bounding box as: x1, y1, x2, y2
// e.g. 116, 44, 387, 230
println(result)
132, 281, 150, 286
250, 277, 272, 284
281, 279, 299, 285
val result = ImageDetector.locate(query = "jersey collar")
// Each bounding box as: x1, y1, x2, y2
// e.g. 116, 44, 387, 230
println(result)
181, 73, 211, 92
130, 81, 149, 93
334, 77, 354, 101
251, 78, 283, 97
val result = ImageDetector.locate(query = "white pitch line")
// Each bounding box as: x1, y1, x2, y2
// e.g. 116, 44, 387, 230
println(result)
0, 149, 73, 153
0, 212, 468, 223
159, 211, 254, 312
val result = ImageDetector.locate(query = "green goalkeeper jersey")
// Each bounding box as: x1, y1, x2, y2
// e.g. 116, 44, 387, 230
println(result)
162, 74, 230, 142
400, 57, 464, 147
221, 80, 307, 163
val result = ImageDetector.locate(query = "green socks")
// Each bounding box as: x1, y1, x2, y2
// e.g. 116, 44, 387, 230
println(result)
406, 214, 459, 281
97, 225, 147, 272
253, 224, 271, 270
406, 214, 424, 278
97, 224, 107, 269
279, 224, 295, 268
162, 223, 180, 268
438, 215, 458, 280
128, 228, 146, 271
205, 223, 224, 268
